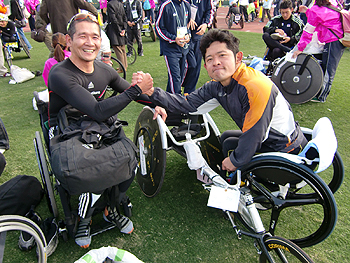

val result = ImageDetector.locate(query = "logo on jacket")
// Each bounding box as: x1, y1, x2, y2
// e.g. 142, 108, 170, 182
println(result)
88, 82, 94, 89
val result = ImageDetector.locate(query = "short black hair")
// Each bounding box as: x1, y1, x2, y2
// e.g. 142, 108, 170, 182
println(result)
199, 29, 240, 61
67, 15, 101, 39
279, 0, 293, 10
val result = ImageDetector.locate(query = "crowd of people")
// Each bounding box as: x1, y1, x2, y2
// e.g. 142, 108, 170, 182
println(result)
0, 0, 347, 255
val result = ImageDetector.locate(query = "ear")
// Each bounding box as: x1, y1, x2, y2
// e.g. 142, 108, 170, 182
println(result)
235, 51, 243, 65
203, 63, 207, 71
66, 34, 72, 48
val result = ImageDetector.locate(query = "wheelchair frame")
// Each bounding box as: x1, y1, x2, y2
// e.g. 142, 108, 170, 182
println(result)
133, 106, 343, 253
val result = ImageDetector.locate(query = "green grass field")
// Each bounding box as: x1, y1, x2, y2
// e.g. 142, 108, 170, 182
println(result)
0, 31, 349, 262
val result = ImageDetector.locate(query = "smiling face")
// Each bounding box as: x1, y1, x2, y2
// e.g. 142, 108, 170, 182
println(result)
203, 41, 243, 87
66, 21, 101, 71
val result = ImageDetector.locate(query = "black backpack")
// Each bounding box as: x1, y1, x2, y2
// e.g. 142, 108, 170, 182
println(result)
0, 117, 9, 152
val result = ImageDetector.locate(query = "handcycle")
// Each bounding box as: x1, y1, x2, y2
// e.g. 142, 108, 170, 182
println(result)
133, 105, 342, 257
2, 29, 31, 68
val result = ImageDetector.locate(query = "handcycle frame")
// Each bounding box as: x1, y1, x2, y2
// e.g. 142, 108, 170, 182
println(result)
1, 29, 31, 68
225, 12, 244, 29
134, 106, 342, 252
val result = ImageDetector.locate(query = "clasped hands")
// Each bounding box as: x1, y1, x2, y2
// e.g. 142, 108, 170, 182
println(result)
132, 71, 167, 121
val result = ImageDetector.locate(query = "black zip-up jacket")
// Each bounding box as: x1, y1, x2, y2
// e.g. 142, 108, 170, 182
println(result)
263, 14, 304, 46
124, 0, 142, 29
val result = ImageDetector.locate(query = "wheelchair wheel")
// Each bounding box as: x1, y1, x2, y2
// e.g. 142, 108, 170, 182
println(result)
111, 56, 126, 80
260, 236, 314, 263
3, 46, 12, 68
225, 15, 233, 29
235, 155, 337, 248
34, 131, 59, 218
149, 22, 156, 42
126, 44, 137, 65
239, 16, 244, 29
18, 35, 30, 58
134, 107, 166, 197
271, 54, 322, 104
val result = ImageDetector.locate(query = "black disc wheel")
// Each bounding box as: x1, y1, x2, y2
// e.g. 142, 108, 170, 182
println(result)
271, 54, 322, 104
235, 155, 337, 248
111, 56, 126, 79
260, 236, 314, 263
18, 35, 30, 58
134, 107, 166, 197
126, 44, 137, 65
3, 47, 12, 68
34, 131, 59, 218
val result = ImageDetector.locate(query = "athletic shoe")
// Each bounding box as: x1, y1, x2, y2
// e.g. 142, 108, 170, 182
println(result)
103, 206, 134, 234
2, 72, 11, 77
138, 52, 144, 57
39, 217, 59, 257
126, 53, 132, 57
75, 217, 91, 248
18, 210, 42, 251
120, 196, 133, 218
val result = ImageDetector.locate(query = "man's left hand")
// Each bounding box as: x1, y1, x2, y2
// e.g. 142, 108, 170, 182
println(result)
222, 157, 237, 172
153, 106, 167, 121
196, 23, 207, 35
280, 36, 290, 44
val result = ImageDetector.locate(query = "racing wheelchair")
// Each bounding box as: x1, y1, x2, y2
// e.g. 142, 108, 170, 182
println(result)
133, 105, 343, 256
2, 29, 31, 68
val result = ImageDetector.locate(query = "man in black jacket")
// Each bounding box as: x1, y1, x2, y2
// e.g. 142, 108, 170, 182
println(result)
262, 0, 304, 61
124, 0, 143, 56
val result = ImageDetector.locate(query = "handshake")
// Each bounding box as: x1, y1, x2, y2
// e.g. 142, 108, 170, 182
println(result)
131, 71, 155, 96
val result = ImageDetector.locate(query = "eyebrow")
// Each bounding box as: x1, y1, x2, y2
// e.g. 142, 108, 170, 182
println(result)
205, 50, 226, 60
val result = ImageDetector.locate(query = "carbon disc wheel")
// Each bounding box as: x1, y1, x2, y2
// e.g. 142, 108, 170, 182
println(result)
134, 107, 166, 197
271, 54, 323, 104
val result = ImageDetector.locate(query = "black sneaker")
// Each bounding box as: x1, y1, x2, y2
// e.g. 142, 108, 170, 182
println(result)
18, 210, 42, 251
40, 217, 58, 257
103, 206, 134, 234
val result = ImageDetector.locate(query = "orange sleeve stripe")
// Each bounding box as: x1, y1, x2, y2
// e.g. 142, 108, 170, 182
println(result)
233, 64, 273, 133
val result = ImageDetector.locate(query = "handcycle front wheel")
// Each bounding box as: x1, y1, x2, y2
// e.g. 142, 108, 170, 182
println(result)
235, 155, 337, 248
260, 236, 314, 263
134, 107, 166, 197
18, 35, 30, 58
3, 46, 12, 68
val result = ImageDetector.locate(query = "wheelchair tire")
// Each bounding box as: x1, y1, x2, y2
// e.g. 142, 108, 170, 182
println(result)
34, 131, 59, 219
3, 47, 12, 68
149, 22, 156, 42
235, 155, 337, 248
271, 54, 322, 104
260, 236, 314, 263
225, 16, 233, 29
126, 44, 137, 65
239, 17, 244, 29
18, 35, 30, 58
111, 56, 126, 80
134, 107, 166, 197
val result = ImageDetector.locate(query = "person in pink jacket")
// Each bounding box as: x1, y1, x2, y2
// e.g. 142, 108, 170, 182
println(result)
292, 0, 346, 102
25, 0, 40, 31
42, 33, 71, 87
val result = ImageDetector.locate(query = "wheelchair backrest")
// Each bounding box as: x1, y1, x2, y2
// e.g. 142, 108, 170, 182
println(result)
299, 117, 337, 173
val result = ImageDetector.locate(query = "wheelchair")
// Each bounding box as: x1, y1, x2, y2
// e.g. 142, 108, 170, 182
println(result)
225, 12, 244, 29
2, 28, 31, 68
133, 105, 343, 250
245, 50, 324, 104
32, 92, 131, 244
